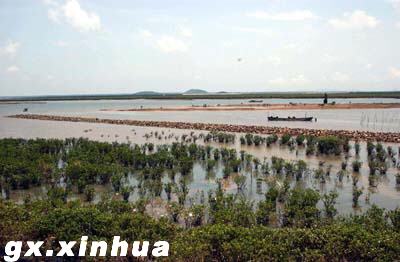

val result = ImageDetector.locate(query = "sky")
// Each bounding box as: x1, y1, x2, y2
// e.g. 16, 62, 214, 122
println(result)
0, 0, 400, 96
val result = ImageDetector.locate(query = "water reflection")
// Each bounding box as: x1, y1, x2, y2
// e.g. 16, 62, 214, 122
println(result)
1, 99, 400, 215
3, 130, 400, 216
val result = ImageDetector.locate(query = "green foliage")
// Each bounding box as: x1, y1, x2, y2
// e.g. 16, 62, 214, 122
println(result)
245, 133, 254, 145
355, 142, 360, 155
111, 173, 123, 192
208, 191, 256, 227
164, 182, 174, 201
208, 131, 235, 144
206, 159, 216, 172
120, 185, 133, 201
83, 185, 95, 202
352, 160, 362, 172
0, 192, 399, 261
266, 134, 278, 146
322, 191, 338, 218
223, 165, 232, 179
281, 133, 291, 145
283, 188, 320, 227
271, 156, 285, 174
296, 134, 306, 145
233, 174, 246, 190
253, 135, 263, 146
240, 136, 246, 145
171, 222, 400, 261
388, 208, 400, 231
367, 141, 375, 156
167, 202, 182, 223
47, 186, 68, 205
317, 136, 343, 155
188, 204, 205, 227
2, 138, 400, 260
352, 186, 363, 207
179, 156, 194, 176
256, 199, 274, 225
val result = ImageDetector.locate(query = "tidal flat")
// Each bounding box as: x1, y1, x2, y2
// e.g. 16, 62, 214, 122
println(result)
1, 98, 400, 260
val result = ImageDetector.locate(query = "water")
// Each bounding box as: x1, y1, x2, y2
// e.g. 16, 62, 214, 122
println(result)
1, 98, 400, 215
2, 128, 400, 216
1, 98, 400, 132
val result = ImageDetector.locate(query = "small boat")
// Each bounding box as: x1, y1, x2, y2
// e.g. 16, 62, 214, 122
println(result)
23, 108, 28, 112
249, 100, 263, 103
268, 116, 313, 122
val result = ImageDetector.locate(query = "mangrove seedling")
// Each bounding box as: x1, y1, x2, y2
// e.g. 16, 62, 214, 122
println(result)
352, 186, 363, 208
322, 190, 338, 219
84, 185, 95, 202
352, 160, 362, 172
233, 174, 247, 191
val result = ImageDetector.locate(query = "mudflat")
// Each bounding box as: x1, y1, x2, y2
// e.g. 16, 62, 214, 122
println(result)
9, 113, 400, 142
100, 102, 400, 112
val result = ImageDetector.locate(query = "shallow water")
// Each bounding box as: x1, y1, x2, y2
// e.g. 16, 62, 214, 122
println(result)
1, 98, 400, 215
2, 98, 400, 132
2, 126, 400, 215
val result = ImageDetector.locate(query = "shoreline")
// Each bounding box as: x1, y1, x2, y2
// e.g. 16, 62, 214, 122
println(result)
0, 101, 47, 105
101, 102, 400, 112
1, 91, 400, 102
9, 114, 400, 143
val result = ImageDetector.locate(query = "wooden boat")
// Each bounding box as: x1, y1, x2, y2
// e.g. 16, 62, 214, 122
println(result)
268, 116, 313, 122
249, 100, 263, 103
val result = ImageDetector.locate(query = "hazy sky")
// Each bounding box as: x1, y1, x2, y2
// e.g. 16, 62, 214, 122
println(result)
1, 0, 400, 96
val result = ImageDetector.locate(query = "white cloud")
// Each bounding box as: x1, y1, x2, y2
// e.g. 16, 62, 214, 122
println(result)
389, 67, 400, 78
6, 65, 19, 73
43, 0, 58, 6
221, 41, 233, 48
246, 10, 318, 21
1, 41, 20, 56
45, 0, 101, 32
268, 77, 287, 85
139, 29, 153, 38
365, 63, 373, 70
140, 30, 189, 53
329, 10, 379, 30
331, 72, 350, 82
291, 74, 309, 85
235, 26, 273, 35
268, 75, 309, 85
48, 8, 61, 23
322, 54, 340, 63
156, 36, 188, 53
396, 21, 400, 28
283, 43, 299, 50
267, 56, 282, 66
54, 40, 68, 47
63, 0, 101, 31
389, 0, 400, 13
179, 27, 193, 38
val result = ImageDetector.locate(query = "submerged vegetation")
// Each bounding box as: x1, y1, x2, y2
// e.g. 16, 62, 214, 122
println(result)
1, 136, 400, 259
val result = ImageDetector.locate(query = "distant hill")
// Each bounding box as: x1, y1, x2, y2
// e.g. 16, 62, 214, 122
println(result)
183, 89, 208, 95
134, 91, 162, 96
